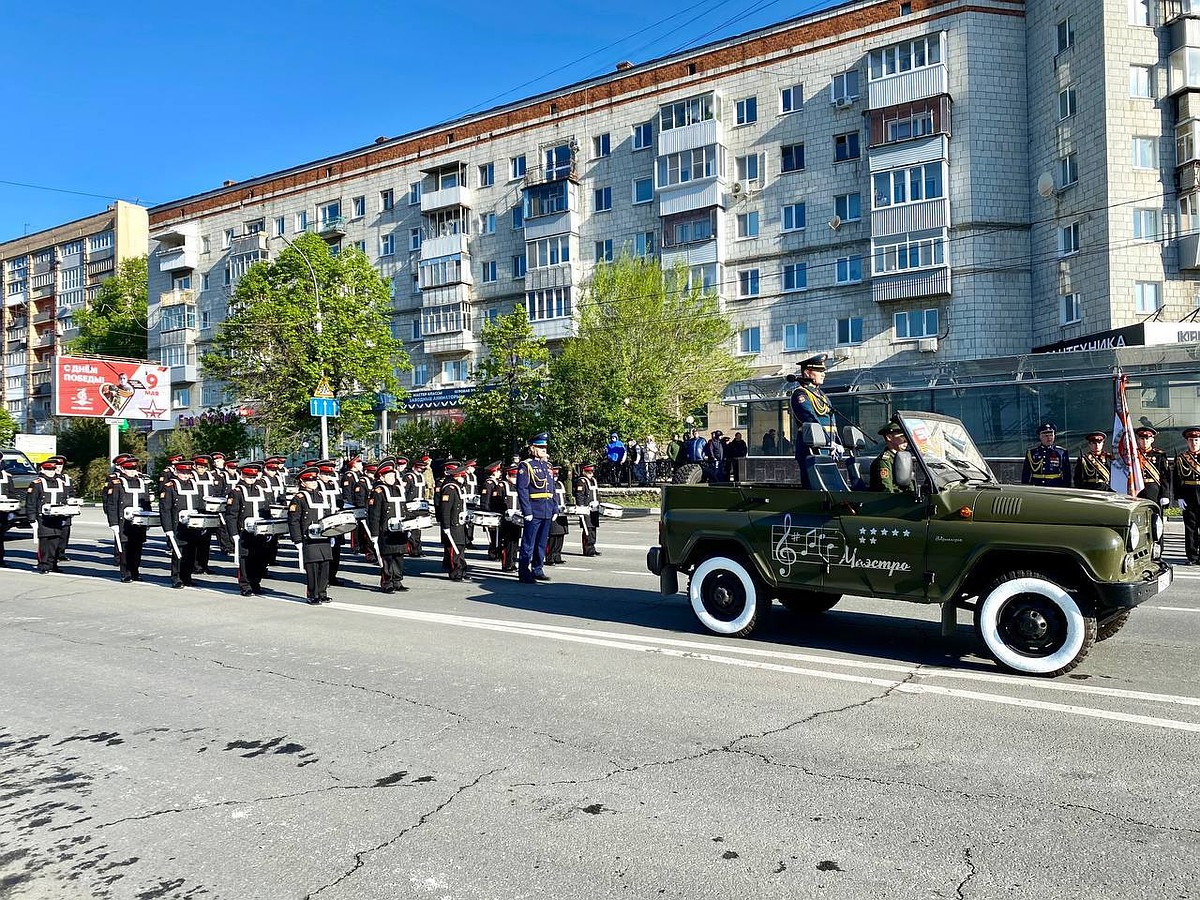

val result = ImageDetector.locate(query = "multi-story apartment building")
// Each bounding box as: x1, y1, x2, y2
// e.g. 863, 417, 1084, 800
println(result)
143, 0, 1200, 444
1, 201, 149, 432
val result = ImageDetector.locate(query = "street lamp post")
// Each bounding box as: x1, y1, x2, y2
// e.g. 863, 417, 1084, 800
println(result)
273, 234, 329, 458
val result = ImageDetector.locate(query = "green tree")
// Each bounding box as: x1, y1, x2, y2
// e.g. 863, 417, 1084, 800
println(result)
547, 256, 749, 465
202, 234, 407, 453
70, 256, 148, 360
457, 306, 551, 463
0, 407, 16, 446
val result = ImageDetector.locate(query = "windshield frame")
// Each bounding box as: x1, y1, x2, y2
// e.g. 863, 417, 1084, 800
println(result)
1, 452, 37, 475
895, 410, 996, 491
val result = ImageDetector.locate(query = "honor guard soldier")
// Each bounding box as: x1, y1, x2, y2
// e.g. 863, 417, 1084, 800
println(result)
47, 455, 73, 562
26, 460, 74, 573
516, 432, 558, 584
209, 452, 236, 555
158, 460, 207, 588
288, 467, 333, 605
870, 422, 914, 493
1021, 423, 1072, 487
191, 455, 221, 573
159, 455, 184, 493
224, 462, 274, 595
403, 459, 428, 557
1074, 432, 1113, 491
436, 462, 470, 582
789, 353, 844, 488
263, 457, 289, 503
341, 456, 377, 564
462, 460, 479, 548
314, 461, 345, 585
366, 460, 410, 593
492, 464, 522, 571
1134, 426, 1170, 506
478, 461, 502, 560
104, 455, 153, 582
545, 466, 568, 565
1175, 426, 1200, 563
573, 463, 602, 557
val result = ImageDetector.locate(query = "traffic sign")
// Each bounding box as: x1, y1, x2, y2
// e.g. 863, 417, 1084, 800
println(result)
313, 377, 334, 399
309, 397, 340, 417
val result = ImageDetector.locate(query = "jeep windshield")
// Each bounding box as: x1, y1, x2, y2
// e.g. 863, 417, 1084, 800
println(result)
1, 453, 35, 475
897, 411, 995, 488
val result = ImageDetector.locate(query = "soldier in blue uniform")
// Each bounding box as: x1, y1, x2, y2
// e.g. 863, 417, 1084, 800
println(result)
1021, 423, 1071, 487
516, 432, 558, 584
789, 353, 843, 487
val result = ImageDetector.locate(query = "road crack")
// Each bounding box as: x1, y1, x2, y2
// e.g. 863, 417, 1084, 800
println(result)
955, 846, 977, 899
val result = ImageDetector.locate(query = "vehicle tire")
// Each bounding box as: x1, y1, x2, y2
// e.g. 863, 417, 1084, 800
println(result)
974, 570, 1096, 676
672, 463, 705, 485
689, 555, 767, 638
1096, 611, 1131, 642
777, 589, 841, 615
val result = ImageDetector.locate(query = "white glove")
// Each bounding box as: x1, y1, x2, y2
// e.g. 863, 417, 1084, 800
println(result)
524, 515, 533, 523
1180, 499, 1188, 511
1161, 497, 1171, 507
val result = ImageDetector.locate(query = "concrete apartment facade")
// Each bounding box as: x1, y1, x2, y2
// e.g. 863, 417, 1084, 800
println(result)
142, 0, 1200, 441
1, 201, 148, 432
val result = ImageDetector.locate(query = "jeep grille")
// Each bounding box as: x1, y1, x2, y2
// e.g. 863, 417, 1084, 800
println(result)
989, 496, 1022, 518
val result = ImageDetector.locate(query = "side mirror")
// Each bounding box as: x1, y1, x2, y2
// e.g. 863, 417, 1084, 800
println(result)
893, 450, 914, 489
841, 425, 866, 452
800, 422, 827, 449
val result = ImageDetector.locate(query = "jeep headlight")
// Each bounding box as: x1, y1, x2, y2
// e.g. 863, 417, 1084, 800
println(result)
1152, 511, 1165, 542
1127, 522, 1142, 551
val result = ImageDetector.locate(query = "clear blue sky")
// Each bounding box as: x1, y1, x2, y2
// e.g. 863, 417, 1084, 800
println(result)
0, 0, 840, 242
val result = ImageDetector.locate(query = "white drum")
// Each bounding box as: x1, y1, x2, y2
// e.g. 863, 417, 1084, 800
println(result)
469, 511, 501, 529
178, 511, 222, 529
405, 499, 431, 515
563, 505, 588, 517
404, 514, 434, 531
599, 502, 624, 519
0, 499, 20, 513
268, 504, 289, 519
385, 516, 408, 533
246, 517, 289, 536
312, 511, 358, 538
203, 497, 226, 513
42, 504, 83, 517
125, 509, 160, 528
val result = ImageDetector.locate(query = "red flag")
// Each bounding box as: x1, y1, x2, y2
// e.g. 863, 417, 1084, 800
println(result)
1110, 373, 1144, 496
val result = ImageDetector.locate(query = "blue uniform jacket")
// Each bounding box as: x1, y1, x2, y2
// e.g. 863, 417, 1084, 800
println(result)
517, 458, 559, 519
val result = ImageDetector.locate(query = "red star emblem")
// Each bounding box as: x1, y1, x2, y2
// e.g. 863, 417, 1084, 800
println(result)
138, 399, 166, 418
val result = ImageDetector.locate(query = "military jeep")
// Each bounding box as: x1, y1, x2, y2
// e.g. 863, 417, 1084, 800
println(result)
646, 411, 1173, 676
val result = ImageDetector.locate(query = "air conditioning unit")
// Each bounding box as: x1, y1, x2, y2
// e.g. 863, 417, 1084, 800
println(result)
730, 181, 743, 196
917, 337, 939, 353
833, 96, 852, 108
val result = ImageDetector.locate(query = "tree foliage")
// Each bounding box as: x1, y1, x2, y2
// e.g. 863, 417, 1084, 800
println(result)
51, 417, 147, 469
161, 412, 254, 463
0, 408, 16, 446
70, 256, 148, 360
202, 234, 407, 453
546, 256, 749, 465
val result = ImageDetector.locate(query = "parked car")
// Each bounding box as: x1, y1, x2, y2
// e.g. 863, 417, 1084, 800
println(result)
1, 449, 38, 525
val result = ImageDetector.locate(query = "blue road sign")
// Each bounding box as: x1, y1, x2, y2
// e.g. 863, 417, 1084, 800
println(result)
309, 397, 340, 417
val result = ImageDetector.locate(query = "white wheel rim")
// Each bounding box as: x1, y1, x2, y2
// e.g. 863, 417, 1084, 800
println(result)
978, 577, 1085, 674
689, 556, 757, 635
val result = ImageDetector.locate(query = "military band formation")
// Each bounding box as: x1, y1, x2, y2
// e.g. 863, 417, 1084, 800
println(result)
0, 431, 617, 603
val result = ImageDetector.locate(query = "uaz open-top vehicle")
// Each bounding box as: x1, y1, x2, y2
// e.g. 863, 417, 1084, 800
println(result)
647, 411, 1173, 676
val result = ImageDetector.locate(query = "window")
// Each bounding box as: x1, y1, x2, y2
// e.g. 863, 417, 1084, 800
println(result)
1132, 136, 1158, 169
480, 212, 496, 234
594, 186, 613, 212
530, 236, 571, 268
380, 189, 394, 212
160, 304, 196, 331
659, 94, 716, 130
781, 143, 805, 173
419, 256, 465, 289
411, 319, 422, 341
635, 231, 656, 257
404, 228, 418, 252
593, 133, 611, 158
1135, 281, 1161, 314
633, 121, 653, 150
524, 181, 568, 218
510, 155, 527, 180
1056, 18, 1073, 54
525, 287, 572, 321
512, 204, 524, 229
686, 264, 718, 293
594, 240, 613, 263
834, 131, 861, 162
201, 236, 210, 254
781, 84, 803, 114
739, 326, 761, 354
873, 237, 945, 274
736, 211, 760, 238
872, 162, 944, 208
412, 364, 429, 387
1060, 293, 1082, 325
1058, 222, 1081, 256
200, 310, 211, 330
202, 274, 210, 291
894, 308, 939, 339
223, 228, 234, 248
868, 34, 942, 80
831, 70, 860, 103
88, 232, 114, 252
835, 192, 862, 222
478, 163, 495, 187
837, 316, 864, 345
1130, 0, 1152, 26
352, 196, 365, 218
1130, 65, 1153, 98
408, 182, 422, 205
1133, 208, 1162, 241
270, 216, 283, 237
380, 233, 395, 256
543, 144, 573, 180
886, 110, 934, 143
633, 177, 654, 204
481, 260, 498, 283
1058, 87, 1077, 120
442, 360, 469, 383
1059, 153, 1079, 188
512, 254, 527, 278
782, 262, 807, 292
735, 97, 758, 125
160, 346, 190, 368
738, 269, 760, 297
783, 322, 808, 352
295, 212, 310, 233
172, 273, 191, 291
664, 210, 717, 246
354, 240, 366, 253
835, 255, 864, 284
658, 146, 721, 187
781, 203, 807, 232
735, 153, 761, 186
60, 240, 81, 257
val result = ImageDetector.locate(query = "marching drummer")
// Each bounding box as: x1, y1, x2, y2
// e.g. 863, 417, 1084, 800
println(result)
316, 461, 345, 586
437, 462, 470, 582
573, 462, 602, 557
545, 465, 568, 566
104, 454, 153, 582
288, 467, 334, 605
26, 459, 75, 574
365, 459, 410, 593
492, 464, 522, 573
224, 462, 274, 596
159, 460, 206, 589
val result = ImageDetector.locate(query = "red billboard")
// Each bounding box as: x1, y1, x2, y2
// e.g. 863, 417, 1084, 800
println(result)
54, 356, 172, 421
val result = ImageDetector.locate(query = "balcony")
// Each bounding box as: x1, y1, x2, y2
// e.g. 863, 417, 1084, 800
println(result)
35, 332, 55, 348
422, 327, 479, 356
421, 232, 469, 261
33, 382, 51, 397
871, 266, 951, 303
159, 288, 196, 308
530, 317, 577, 341
420, 185, 474, 214
1178, 232, 1200, 268
526, 264, 574, 292
871, 197, 949, 239
86, 256, 115, 277
155, 243, 198, 272
657, 117, 722, 157
319, 216, 347, 240
868, 63, 949, 109
523, 209, 580, 242
523, 157, 579, 188
658, 179, 723, 217
230, 233, 268, 256
4, 291, 26, 308
32, 309, 54, 324
170, 364, 199, 385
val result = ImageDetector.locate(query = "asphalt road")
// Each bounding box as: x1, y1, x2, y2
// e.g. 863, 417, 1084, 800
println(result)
1, 508, 1198, 900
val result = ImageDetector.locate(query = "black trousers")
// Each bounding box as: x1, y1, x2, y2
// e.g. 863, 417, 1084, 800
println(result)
379, 551, 405, 590
580, 514, 598, 556
194, 529, 212, 573
354, 522, 377, 562
170, 527, 204, 586
1184, 503, 1200, 562
547, 531, 565, 564
443, 526, 467, 580
116, 523, 148, 579
407, 528, 425, 557
236, 534, 271, 591
499, 523, 520, 571
329, 535, 344, 580
305, 560, 330, 601
37, 532, 65, 572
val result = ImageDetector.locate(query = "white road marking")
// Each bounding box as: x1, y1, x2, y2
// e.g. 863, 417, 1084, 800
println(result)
322, 603, 1200, 732
1149, 606, 1200, 612
612, 570, 655, 577
591, 543, 650, 551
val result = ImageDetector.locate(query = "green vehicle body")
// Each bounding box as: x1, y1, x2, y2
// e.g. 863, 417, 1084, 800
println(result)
648, 411, 1173, 676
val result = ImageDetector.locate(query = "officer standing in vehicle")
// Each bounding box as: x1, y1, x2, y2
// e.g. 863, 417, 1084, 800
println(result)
517, 432, 557, 584
1174, 426, 1200, 563
1134, 426, 1170, 506
573, 462, 602, 557
26, 459, 73, 573
288, 467, 333, 605
224, 462, 274, 596
437, 462, 470, 582
104, 455, 153, 582
365, 460, 410, 593
870, 422, 914, 493
1074, 432, 1112, 491
159, 460, 206, 589
1021, 423, 1071, 487
789, 353, 843, 487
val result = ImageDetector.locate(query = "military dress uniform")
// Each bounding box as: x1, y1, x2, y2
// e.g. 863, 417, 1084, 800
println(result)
46, 456, 73, 562
1021, 425, 1072, 488
1174, 428, 1200, 563
789, 354, 843, 488
436, 465, 469, 582
1074, 435, 1113, 491
545, 471, 569, 565
26, 463, 73, 573
1135, 431, 1170, 506
288, 470, 334, 605
573, 465, 602, 557
261, 456, 290, 570
365, 463, 410, 593
870, 449, 908, 493
341, 462, 377, 564
517, 434, 558, 583
402, 466, 427, 557
492, 469, 522, 571
478, 463, 502, 560
192, 456, 224, 573
158, 464, 208, 588
316, 463, 345, 585
224, 466, 275, 595
210, 453, 236, 554
104, 458, 153, 582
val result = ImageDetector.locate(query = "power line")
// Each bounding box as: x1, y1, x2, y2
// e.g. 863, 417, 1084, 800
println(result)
0, 178, 155, 206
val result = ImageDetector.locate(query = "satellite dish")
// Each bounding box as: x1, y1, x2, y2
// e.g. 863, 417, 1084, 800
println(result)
828, 215, 842, 230
1037, 172, 1055, 198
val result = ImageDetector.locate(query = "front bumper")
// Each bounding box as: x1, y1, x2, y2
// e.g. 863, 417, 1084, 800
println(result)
1094, 561, 1173, 611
